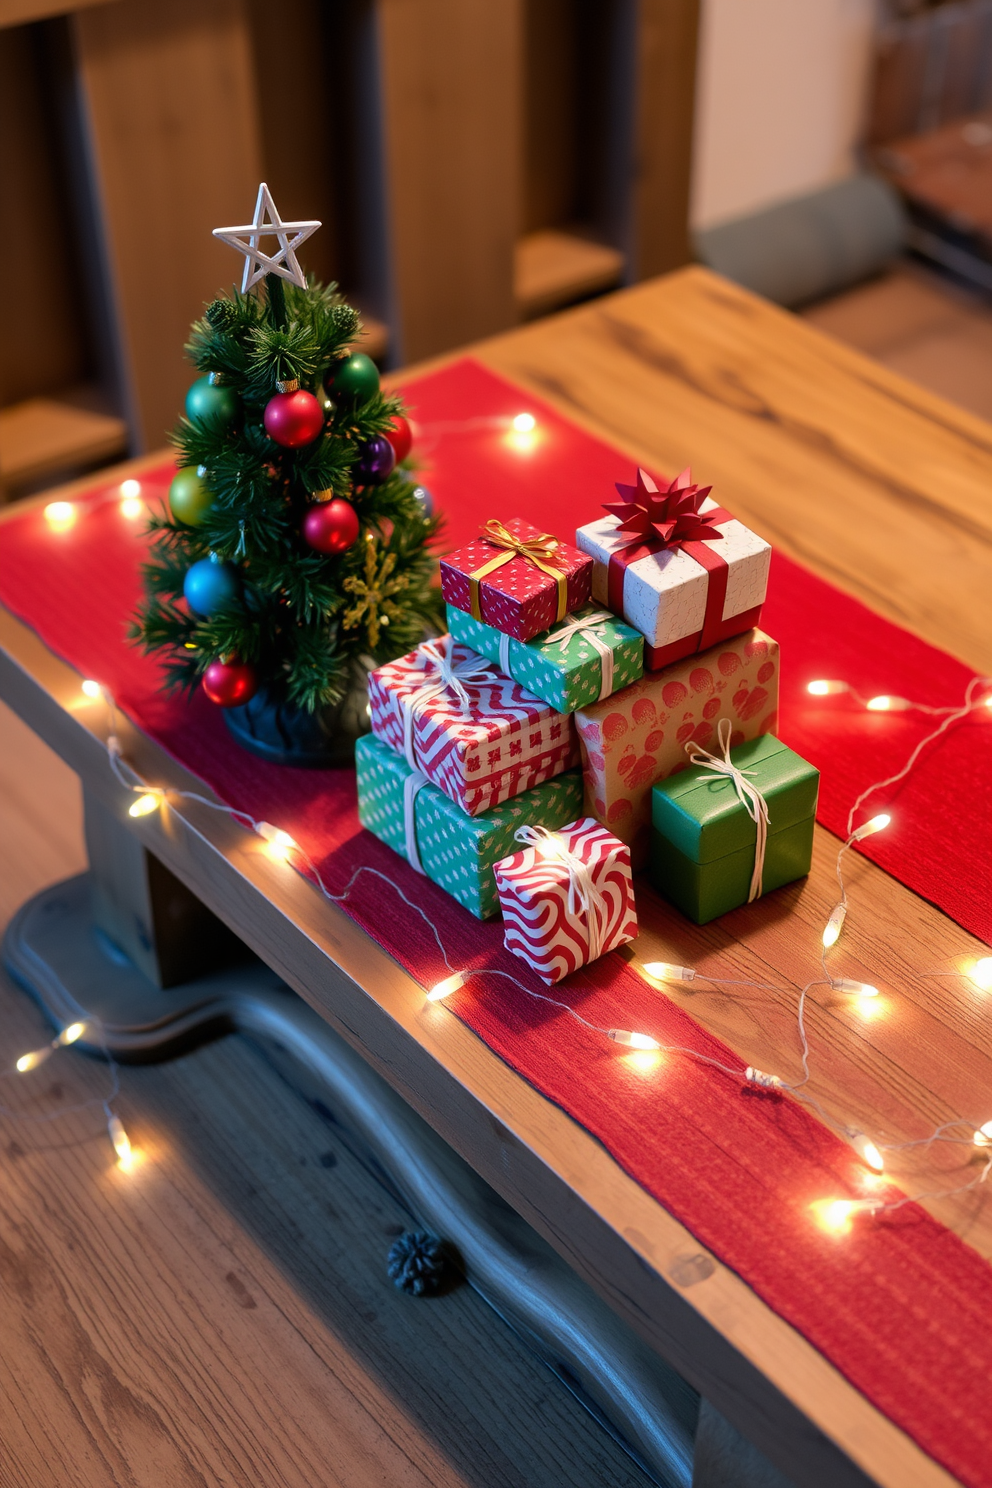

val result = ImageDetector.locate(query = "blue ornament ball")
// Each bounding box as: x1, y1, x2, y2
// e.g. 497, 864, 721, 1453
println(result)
411, 484, 434, 518
183, 555, 241, 617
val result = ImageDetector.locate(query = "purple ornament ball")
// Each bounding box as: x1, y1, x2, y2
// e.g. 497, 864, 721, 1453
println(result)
353, 434, 396, 486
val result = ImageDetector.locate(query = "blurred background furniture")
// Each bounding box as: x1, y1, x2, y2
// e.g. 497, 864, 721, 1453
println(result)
0, 0, 699, 494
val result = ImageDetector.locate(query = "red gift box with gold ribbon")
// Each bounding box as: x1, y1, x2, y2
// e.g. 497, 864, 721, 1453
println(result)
440, 517, 593, 642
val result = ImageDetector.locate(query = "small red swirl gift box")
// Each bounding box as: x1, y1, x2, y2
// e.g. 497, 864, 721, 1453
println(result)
576, 469, 770, 668
441, 517, 593, 642
493, 818, 638, 984
368, 635, 579, 817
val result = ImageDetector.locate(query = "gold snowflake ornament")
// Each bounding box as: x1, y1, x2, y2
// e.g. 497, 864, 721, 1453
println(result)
342, 535, 408, 649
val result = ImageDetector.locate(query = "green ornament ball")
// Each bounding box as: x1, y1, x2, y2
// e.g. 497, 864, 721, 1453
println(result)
169, 465, 213, 527
327, 352, 379, 405
185, 375, 239, 429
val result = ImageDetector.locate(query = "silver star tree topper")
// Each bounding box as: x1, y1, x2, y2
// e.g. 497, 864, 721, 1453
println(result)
213, 183, 321, 292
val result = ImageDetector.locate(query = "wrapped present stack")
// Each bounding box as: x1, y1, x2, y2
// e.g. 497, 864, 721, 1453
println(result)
359, 471, 819, 983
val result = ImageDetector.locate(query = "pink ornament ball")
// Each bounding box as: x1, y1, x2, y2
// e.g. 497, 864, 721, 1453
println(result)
264, 388, 324, 448
202, 658, 258, 707
302, 498, 360, 554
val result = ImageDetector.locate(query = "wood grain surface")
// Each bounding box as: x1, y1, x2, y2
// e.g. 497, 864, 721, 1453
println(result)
0, 702, 653, 1488
2, 266, 990, 1488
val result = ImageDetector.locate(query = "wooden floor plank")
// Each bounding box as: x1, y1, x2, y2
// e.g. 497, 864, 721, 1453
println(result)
0, 701, 651, 1488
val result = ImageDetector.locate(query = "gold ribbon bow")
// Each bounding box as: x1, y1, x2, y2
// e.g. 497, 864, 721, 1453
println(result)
468, 519, 568, 623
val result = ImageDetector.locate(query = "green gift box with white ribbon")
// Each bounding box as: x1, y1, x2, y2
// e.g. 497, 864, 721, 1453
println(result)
649, 730, 819, 924
446, 604, 643, 713
356, 734, 585, 920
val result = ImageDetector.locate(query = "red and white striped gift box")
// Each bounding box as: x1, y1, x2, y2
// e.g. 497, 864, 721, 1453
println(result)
368, 636, 579, 817
493, 817, 638, 984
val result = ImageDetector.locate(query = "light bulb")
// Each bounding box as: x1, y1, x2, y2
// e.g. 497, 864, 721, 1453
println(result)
15, 1046, 53, 1073
849, 1132, 885, 1172
257, 822, 297, 860
641, 961, 696, 983
807, 680, 849, 696
974, 1121, 992, 1148
821, 903, 846, 947
58, 1022, 86, 1046
971, 958, 992, 991
120, 479, 141, 498
427, 970, 468, 1002
128, 793, 160, 818
607, 1029, 661, 1050
745, 1066, 784, 1089
852, 813, 890, 841
120, 496, 143, 519
44, 501, 75, 530
108, 1114, 133, 1170
830, 978, 879, 997
81, 679, 103, 699
866, 695, 912, 712
512, 413, 536, 433
811, 1198, 862, 1233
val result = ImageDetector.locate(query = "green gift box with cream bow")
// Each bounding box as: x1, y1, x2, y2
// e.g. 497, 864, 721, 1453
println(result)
649, 733, 819, 924
356, 734, 584, 919
446, 604, 643, 713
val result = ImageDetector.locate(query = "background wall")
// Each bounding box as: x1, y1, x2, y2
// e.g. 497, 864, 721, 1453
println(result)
691, 0, 878, 230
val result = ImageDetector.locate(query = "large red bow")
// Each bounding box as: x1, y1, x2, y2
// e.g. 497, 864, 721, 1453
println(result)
603, 467, 722, 550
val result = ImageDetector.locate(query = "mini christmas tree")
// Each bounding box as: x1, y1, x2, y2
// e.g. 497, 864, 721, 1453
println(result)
132, 184, 439, 764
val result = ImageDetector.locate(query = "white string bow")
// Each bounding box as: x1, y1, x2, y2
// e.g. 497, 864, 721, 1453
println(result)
684, 718, 770, 903
513, 824, 609, 961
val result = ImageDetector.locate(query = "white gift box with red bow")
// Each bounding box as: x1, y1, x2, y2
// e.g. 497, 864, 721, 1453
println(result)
493, 817, 638, 984
576, 468, 770, 669
368, 635, 579, 817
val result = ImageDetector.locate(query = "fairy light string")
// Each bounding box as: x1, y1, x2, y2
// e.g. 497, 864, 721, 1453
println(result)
14, 670, 988, 1217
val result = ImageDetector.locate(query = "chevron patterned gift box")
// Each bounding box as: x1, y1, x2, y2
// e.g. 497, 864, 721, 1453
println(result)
368, 635, 579, 817
493, 817, 638, 983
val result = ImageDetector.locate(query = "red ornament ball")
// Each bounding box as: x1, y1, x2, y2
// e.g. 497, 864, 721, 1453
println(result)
202, 658, 258, 707
264, 388, 324, 448
385, 413, 413, 463
302, 498, 360, 554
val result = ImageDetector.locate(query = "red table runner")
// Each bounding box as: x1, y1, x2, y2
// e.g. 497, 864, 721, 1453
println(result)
2, 359, 990, 1487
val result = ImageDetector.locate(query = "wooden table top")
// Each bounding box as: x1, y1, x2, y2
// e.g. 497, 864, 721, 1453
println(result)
1, 266, 989, 1488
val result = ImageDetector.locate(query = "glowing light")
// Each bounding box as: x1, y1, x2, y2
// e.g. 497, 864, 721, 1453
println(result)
852, 813, 890, 841
427, 970, 469, 1003
120, 495, 144, 519
642, 961, 696, 983
128, 793, 160, 818
257, 822, 297, 860
850, 1133, 885, 1172
58, 1022, 86, 1046
608, 1029, 661, 1050
81, 679, 103, 699
120, 479, 141, 498
866, 695, 912, 712
811, 1198, 860, 1234
974, 1121, 992, 1148
624, 1048, 664, 1073
44, 501, 75, 530
108, 1114, 133, 1171
15, 1047, 52, 1073
807, 680, 848, 696
822, 902, 846, 947
830, 978, 879, 998
505, 412, 539, 452
745, 1066, 784, 1089
512, 412, 536, 432
971, 958, 992, 991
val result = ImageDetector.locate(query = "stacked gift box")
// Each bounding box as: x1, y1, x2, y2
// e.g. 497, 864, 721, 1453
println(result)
359, 474, 819, 982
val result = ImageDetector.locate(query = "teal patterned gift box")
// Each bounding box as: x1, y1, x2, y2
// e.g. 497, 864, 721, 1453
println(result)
446, 604, 643, 713
356, 735, 585, 919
